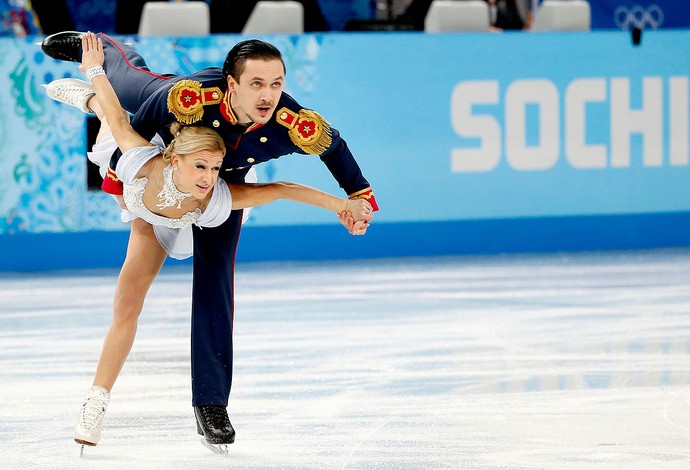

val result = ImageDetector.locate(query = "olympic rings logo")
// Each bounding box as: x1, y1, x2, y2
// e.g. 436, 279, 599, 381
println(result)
614, 4, 664, 30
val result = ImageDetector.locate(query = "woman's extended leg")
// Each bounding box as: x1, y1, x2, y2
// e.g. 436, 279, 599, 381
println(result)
75, 219, 166, 447
93, 218, 167, 390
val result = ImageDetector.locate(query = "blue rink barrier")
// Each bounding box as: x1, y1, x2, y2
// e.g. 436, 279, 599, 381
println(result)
3, 211, 690, 271
1, 30, 690, 271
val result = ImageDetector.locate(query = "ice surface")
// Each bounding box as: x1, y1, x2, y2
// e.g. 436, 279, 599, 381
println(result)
1, 250, 690, 469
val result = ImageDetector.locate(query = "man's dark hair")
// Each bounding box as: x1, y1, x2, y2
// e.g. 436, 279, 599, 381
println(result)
222, 39, 285, 82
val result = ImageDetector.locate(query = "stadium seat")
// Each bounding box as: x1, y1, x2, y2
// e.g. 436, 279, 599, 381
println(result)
424, 0, 490, 33
531, 0, 591, 31
242, 1, 305, 35
138, 1, 211, 36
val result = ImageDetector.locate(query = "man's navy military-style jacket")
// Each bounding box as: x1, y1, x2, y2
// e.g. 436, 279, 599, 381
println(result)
107, 66, 377, 208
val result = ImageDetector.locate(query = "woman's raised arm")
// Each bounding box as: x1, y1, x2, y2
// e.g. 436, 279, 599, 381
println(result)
80, 32, 150, 154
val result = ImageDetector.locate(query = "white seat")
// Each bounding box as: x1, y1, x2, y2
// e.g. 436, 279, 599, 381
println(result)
424, 0, 490, 33
242, 1, 304, 35
531, 0, 591, 31
138, 1, 211, 37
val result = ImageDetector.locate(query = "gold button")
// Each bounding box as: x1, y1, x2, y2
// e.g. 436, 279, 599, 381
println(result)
212, 120, 220, 127
260, 137, 268, 143
247, 157, 255, 163
212, 91, 219, 100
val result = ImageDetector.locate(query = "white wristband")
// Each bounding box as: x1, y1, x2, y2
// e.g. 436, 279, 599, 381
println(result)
85, 66, 106, 83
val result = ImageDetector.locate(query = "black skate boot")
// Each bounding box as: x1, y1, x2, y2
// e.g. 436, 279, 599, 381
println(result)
194, 406, 235, 455
40, 31, 85, 62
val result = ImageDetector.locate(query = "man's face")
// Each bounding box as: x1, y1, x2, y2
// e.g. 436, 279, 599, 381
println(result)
227, 58, 285, 125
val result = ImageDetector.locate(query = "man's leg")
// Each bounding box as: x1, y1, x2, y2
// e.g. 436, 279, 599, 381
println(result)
189, 209, 244, 447
41, 31, 171, 113
99, 33, 172, 113
190, 210, 243, 406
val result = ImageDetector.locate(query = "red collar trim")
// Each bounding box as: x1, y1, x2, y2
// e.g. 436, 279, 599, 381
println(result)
219, 91, 237, 125
219, 92, 264, 133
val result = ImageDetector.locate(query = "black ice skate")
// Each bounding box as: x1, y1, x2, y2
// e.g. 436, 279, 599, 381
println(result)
40, 31, 85, 62
194, 406, 235, 455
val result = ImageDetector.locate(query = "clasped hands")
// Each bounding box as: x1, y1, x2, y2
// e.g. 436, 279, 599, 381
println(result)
338, 198, 373, 236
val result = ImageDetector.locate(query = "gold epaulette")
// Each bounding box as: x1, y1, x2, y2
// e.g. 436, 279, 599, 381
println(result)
167, 79, 223, 124
276, 107, 332, 155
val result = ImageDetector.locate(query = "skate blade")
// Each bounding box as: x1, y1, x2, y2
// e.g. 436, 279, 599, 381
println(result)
75, 438, 97, 446
75, 438, 96, 457
200, 438, 229, 456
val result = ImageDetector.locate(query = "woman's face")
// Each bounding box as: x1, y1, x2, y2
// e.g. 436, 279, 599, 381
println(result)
172, 150, 225, 200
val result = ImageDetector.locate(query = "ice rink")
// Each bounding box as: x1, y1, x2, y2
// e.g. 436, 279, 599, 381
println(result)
1, 250, 690, 469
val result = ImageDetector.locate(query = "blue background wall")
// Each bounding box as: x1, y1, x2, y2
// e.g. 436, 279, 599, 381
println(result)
1, 30, 689, 271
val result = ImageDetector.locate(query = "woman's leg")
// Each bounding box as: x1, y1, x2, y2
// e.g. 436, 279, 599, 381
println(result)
92, 218, 167, 391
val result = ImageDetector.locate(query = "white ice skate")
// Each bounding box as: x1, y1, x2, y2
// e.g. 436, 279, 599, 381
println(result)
74, 385, 110, 455
42, 78, 95, 114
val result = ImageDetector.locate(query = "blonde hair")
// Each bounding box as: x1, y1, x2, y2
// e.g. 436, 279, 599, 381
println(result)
162, 122, 226, 162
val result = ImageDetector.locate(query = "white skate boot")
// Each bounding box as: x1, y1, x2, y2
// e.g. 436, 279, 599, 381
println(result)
74, 385, 110, 453
42, 78, 95, 114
